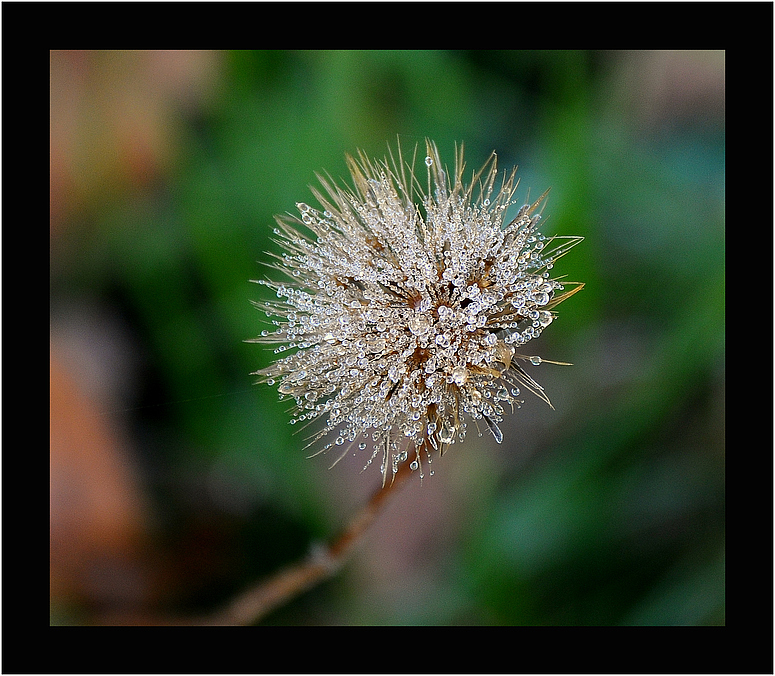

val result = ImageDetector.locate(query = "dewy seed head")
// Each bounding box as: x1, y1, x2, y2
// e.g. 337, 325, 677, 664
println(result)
250, 140, 583, 485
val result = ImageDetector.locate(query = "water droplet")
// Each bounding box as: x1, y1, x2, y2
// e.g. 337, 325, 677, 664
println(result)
408, 313, 432, 336
410, 460, 419, 471
530, 356, 542, 365
533, 292, 550, 306
485, 416, 503, 444
438, 420, 455, 444
425, 156, 433, 167
450, 366, 468, 386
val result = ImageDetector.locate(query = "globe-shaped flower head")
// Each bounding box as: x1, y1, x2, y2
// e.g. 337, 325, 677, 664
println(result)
251, 140, 583, 485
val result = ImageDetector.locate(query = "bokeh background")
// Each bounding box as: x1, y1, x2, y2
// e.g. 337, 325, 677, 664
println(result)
50, 50, 724, 626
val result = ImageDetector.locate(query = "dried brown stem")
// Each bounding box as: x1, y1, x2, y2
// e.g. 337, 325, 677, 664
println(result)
197, 460, 414, 626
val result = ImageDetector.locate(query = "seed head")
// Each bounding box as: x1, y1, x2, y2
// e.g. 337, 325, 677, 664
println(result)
251, 140, 583, 484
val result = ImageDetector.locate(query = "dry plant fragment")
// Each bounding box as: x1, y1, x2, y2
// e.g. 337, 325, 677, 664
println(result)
251, 140, 583, 485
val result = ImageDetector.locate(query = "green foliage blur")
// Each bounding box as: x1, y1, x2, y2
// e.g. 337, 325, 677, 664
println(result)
50, 50, 724, 626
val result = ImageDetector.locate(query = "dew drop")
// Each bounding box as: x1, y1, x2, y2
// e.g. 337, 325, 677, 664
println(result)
408, 313, 432, 336
530, 356, 542, 365
450, 366, 468, 386
438, 420, 455, 444
425, 156, 433, 167
410, 460, 419, 471
533, 292, 550, 306
485, 416, 503, 444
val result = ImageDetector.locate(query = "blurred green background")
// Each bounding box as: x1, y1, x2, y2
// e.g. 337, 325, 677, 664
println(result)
50, 50, 724, 626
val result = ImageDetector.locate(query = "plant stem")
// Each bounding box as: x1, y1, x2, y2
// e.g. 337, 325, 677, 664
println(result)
199, 460, 414, 626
